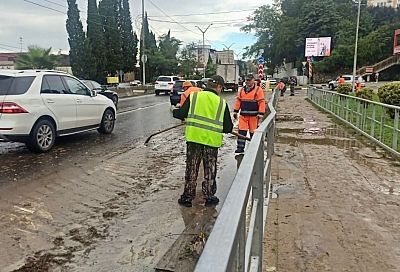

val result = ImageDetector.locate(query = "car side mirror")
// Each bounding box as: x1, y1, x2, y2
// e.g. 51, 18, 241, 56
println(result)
90, 90, 97, 97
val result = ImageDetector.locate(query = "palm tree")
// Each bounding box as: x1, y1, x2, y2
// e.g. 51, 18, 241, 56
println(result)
15, 46, 59, 69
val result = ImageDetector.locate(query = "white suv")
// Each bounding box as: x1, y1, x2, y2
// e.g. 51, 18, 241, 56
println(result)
0, 70, 116, 152
155, 76, 180, 95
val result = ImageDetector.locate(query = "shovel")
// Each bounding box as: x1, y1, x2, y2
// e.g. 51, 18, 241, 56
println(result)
144, 124, 251, 145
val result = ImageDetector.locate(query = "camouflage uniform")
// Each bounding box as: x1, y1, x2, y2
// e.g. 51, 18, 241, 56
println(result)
183, 142, 218, 201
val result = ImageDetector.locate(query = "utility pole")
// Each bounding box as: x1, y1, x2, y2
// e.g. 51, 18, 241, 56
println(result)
195, 24, 212, 79
19, 37, 23, 53
141, 0, 146, 85
352, 0, 361, 92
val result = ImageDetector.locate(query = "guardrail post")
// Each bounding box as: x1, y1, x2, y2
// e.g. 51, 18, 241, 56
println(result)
345, 97, 350, 121
379, 110, 385, 142
393, 109, 399, 150
356, 101, 361, 128
371, 104, 376, 138
251, 141, 264, 272
238, 208, 246, 272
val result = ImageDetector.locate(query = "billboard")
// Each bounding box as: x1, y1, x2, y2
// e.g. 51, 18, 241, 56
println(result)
305, 37, 331, 57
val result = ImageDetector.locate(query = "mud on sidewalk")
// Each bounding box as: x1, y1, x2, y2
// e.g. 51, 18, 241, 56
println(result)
264, 89, 400, 272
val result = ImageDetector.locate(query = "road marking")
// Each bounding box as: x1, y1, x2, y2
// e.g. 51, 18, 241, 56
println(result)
117, 102, 170, 116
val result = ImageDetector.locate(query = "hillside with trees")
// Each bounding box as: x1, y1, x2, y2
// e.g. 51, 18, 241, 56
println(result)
242, 0, 400, 77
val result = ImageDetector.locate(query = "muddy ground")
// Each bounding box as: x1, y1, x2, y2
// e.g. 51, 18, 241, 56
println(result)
0, 93, 240, 272
264, 89, 400, 271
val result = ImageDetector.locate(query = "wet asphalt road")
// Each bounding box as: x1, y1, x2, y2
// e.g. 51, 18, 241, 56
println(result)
0, 94, 176, 184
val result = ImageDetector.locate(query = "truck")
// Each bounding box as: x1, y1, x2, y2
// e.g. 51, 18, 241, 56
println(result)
215, 50, 239, 92
217, 63, 239, 92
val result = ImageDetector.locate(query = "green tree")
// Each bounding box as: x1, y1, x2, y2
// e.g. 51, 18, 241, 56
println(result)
86, 0, 106, 82
157, 30, 181, 75
178, 43, 197, 78
15, 46, 59, 69
66, 0, 86, 77
99, 0, 122, 75
140, 13, 158, 82
118, 0, 138, 73
205, 54, 216, 77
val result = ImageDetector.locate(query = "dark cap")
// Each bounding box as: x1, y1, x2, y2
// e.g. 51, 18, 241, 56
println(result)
245, 74, 255, 80
209, 75, 225, 86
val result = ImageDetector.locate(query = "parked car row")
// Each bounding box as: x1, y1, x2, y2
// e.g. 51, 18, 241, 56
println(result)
0, 70, 116, 153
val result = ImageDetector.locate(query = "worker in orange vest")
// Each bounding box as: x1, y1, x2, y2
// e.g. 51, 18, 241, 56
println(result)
355, 80, 362, 91
277, 80, 286, 96
338, 75, 345, 86
179, 81, 202, 106
233, 74, 266, 154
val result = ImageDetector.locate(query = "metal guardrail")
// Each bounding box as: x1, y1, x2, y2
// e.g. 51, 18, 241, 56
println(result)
307, 86, 400, 158
195, 89, 280, 272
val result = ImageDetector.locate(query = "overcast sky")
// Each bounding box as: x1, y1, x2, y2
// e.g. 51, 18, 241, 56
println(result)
0, 0, 272, 58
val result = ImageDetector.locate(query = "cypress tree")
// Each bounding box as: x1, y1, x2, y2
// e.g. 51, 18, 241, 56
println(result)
119, 0, 138, 73
66, 0, 86, 77
99, 0, 122, 75
87, 0, 106, 82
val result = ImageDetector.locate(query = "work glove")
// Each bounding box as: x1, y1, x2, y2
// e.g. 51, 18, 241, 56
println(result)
233, 113, 238, 120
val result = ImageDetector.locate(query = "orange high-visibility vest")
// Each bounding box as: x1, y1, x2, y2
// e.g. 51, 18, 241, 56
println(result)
234, 85, 266, 116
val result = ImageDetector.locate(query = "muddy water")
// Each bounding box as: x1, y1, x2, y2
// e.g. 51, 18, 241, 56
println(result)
264, 90, 400, 272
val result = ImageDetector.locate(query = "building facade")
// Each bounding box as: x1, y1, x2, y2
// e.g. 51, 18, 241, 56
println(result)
367, 0, 399, 8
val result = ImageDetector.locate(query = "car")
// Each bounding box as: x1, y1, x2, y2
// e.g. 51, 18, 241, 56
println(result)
117, 82, 131, 88
328, 75, 365, 90
81, 80, 119, 107
169, 80, 197, 106
0, 70, 116, 153
129, 80, 141, 86
155, 76, 180, 96
268, 78, 277, 85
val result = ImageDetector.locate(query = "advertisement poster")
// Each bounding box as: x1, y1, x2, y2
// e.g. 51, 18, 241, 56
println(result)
305, 37, 331, 57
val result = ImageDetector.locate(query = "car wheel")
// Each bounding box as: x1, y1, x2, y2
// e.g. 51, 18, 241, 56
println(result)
329, 84, 334, 90
155, 90, 160, 96
98, 108, 115, 134
26, 119, 56, 153
111, 95, 118, 107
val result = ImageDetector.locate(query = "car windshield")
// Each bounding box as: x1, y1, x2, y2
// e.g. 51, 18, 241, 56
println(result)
174, 81, 184, 87
157, 77, 171, 82
91, 81, 102, 89
0, 76, 35, 95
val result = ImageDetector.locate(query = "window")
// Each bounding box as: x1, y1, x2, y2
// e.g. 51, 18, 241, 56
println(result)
0, 76, 35, 95
157, 76, 172, 82
173, 77, 180, 81
41, 75, 67, 94
63, 77, 90, 96
174, 81, 184, 87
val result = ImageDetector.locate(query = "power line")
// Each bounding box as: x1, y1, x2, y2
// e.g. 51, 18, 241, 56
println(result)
42, 0, 67, 8
148, 8, 257, 18
146, 0, 200, 36
0, 43, 25, 50
148, 18, 248, 25
22, 0, 65, 14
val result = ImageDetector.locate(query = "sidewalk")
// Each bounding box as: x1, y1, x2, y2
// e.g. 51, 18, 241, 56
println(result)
264, 89, 400, 271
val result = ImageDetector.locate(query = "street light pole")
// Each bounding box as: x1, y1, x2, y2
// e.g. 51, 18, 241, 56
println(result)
352, 0, 361, 92
196, 24, 212, 79
141, 0, 146, 85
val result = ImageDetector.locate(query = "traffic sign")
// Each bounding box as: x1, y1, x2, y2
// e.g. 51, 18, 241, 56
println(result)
258, 64, 264, 79
258, 56, 265, 65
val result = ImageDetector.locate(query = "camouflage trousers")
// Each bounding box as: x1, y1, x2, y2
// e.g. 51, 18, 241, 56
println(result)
183, 142, 219, 200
